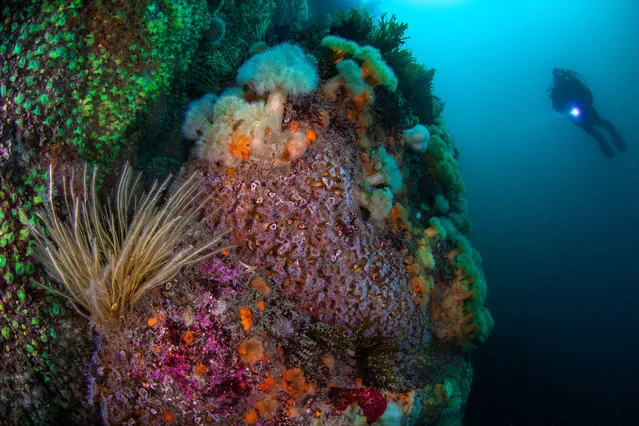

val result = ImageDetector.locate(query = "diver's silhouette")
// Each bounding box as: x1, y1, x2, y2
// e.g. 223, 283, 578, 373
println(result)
548, 68, 627, 158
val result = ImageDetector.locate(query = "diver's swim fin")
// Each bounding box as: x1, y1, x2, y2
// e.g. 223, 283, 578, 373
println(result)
585, 126, 615, 158
611, 133, 627, 152
599, 119, 627, 152
596, 139, 615, 159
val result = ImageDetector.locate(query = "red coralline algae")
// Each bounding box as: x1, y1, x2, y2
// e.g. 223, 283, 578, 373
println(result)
329, 387, 388, 424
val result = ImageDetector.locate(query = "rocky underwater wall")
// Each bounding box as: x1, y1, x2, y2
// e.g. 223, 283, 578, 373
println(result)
0, 1, 492, 424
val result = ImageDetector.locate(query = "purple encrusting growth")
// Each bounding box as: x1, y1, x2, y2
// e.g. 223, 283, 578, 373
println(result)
203, 129, 428, 355
200, 256, 246, 283
89, 286, 252, 424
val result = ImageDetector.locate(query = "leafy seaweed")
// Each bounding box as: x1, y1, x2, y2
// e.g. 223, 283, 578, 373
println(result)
330, 8, 374, 43
367, 13, 409, 55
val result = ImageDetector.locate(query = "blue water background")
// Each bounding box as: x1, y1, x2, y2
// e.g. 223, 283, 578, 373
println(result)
378, 0, 639, 423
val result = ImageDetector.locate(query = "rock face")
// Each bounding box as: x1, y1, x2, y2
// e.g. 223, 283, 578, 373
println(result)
202, 132, 427, 355
0, 2, 492, 424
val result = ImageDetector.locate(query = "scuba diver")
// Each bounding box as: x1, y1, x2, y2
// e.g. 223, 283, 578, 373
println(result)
548, 68, 627, 158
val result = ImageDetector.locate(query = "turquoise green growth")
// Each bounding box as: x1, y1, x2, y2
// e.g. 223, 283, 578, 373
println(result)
0, 1, 214, 420
0, 168, 47, 286
0, 166, 96, 423
0, 0, 210, 170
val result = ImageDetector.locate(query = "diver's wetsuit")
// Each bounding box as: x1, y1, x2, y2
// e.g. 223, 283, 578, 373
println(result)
548, 68, 627, 158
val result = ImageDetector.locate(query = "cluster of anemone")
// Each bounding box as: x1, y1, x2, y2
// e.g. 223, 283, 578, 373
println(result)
321, 35, 398, 91
427, 217, 494, 344
321, 35, 398, 123
183, 43, 320, 168
357, 147, 403, 221
403, 123, 431, 153
319, 35, 407, 221
183, 38, 408, 224
424, 121, 465, 197
0, 1, 210, 170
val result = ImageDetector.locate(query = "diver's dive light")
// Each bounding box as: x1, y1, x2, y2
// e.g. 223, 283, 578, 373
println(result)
569, 106, 581, 118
